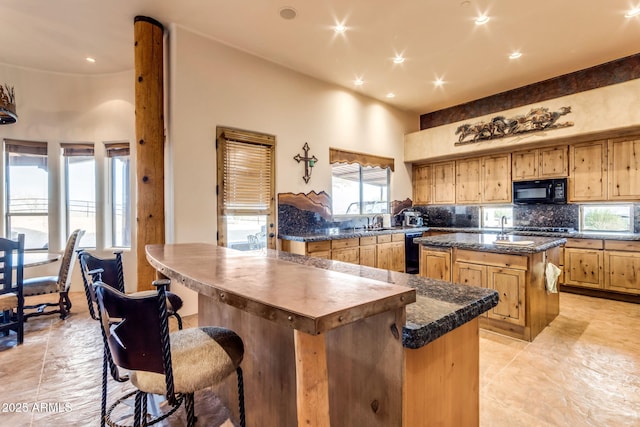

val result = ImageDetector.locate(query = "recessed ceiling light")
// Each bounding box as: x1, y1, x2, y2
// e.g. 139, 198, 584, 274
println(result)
85, 57, 96, 63
334, 23, 347, 33
279, 6, 297, 20
624, 7, 640, 18
509, 51, 522, 59
354, 78, 364, 86
386, 92, 396, 98
475, 15, 490, 25
434, 78, 445, 87
393, 55, 405, 64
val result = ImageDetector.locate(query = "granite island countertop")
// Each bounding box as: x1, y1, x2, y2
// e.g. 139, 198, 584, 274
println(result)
279, 226, 430, 242
263, 249, 499, 349
414, 232, 566, 254
427, 226, 640, 241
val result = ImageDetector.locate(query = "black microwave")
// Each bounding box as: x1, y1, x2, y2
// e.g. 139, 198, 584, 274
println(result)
513, 178, 567, 204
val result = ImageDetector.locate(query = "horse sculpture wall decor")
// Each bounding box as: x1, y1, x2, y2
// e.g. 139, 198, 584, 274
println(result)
454, 106, 573, 145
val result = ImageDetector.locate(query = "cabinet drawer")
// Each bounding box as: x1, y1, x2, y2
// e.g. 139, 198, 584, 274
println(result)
360, 236, 377, 246
331, 238, 359, 249
565, 238, 603, 249
455, 249, 528, 270
392, 233, 405, 242
604, 240, 640, 252
307, 240, 331, 253
377, 235, 392, 244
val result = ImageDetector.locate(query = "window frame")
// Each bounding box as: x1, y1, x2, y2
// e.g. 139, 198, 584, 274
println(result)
4, 139, 49, 250
106, 142, 131, 248
481, 205, 514, 229
62, 143, 96, 249
579, 204, 633, 232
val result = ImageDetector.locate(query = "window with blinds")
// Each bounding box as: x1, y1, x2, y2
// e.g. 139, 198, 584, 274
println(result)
217, 128, 275, 250
221, 139, 273, 214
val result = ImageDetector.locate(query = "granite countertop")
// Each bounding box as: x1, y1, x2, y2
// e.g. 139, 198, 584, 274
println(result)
427, 227, 640, 241
279, 226, 430, 242
414, 232, 566, 254
264, 250, 499, 349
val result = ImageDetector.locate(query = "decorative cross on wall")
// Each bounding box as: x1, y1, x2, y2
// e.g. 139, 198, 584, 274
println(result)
293, 142, 318, 183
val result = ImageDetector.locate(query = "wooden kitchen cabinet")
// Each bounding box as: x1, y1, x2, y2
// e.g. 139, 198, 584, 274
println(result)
359, 236, 377, 268
420, 248, 451, 281
455, 158, 481, 204
539, 146, 569, 177
431, 161, 456, 204
608, 136, 640, 200
564, 247, 604, 289
486, 266, 526, 326
376, 234, 405, 272
513, 146, 568, 180
512, 150, 539, 180
604, 240, 640, 295
453, 261, 487, 317
569, 140, 607, 201
482, 154, 511, 203
280, 239, 331, 259
412, 164, 431, 205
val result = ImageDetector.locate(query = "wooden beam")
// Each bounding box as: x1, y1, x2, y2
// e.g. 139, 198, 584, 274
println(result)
294, 330, 330, 426
134, 16, 165, 291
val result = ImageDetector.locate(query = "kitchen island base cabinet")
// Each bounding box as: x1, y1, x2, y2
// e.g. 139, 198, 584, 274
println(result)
200, 296, 406, 426
424, 244, 561, 341
403, 318, 479, 427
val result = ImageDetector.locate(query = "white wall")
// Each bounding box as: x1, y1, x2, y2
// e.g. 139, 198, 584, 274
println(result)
166, 25, 419, 313
0, 64, 137, 291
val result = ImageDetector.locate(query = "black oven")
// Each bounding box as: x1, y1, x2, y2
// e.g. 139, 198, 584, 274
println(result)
405, 231, 422, 274
513, 178, 567, 204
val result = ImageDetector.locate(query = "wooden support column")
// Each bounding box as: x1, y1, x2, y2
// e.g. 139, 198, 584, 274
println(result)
294, 330, 330, 426
134, 16, 165, 291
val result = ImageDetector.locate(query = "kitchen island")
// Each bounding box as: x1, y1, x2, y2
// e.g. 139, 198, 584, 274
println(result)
415, 233, 566, 341
146, 243, 498, 427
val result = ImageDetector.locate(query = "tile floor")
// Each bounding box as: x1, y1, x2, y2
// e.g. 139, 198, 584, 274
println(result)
1, 291, 639, 426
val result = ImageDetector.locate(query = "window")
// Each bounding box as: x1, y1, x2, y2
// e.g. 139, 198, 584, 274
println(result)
580, 204, 632, 232
106, 142, 131, 247
482, 206, 513, 228
5, 140, 49, 250
329, 148, 394, 216
217, 128, 275, 250
62, 143, 96, 248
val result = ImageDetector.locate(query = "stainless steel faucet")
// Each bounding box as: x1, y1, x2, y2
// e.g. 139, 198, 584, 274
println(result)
498, 215, 508, 240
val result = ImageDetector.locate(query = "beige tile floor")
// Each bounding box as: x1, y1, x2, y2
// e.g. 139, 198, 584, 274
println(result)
1, 291, 639, 426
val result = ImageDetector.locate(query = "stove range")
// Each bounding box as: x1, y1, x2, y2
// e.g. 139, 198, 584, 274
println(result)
513, 226, 577, 233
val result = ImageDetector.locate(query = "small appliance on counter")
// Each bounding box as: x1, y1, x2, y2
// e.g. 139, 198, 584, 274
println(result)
403, 210, 423, 227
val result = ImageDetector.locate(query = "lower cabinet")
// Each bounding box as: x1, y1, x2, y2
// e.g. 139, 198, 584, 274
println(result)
486, 266, 525, 326
376, 234, 405, 272
564, 248, 604, 289
280, 233, 405, 272
604, 240, 640, 294
359, 237, 377, 268
453, 261, 525, 325
420, 249, 451, 281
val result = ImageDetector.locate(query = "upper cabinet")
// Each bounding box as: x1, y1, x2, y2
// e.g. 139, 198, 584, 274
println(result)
569, 141, 608, 201
512, 146, 568, 180
432, 161, 456, 204
455, 158, 481, 204
608, 136, 640, 200
412, 164, 431, 205
482, 154, 511, 203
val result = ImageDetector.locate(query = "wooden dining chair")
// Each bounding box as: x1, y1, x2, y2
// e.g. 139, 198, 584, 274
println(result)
23, 229, 84, 320
0, 234, 25, 345
94, 279, 246, 427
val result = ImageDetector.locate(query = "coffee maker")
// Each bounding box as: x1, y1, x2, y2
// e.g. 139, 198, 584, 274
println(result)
403, 210, 423, 227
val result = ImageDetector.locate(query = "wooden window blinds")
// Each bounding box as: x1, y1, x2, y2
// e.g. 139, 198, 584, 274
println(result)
218, 129, 275, 215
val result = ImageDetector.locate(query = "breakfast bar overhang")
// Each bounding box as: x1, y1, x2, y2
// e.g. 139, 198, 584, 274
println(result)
146, 243, 498, 426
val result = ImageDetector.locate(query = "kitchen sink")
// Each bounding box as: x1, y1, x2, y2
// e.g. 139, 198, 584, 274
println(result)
493, 240, 535, 246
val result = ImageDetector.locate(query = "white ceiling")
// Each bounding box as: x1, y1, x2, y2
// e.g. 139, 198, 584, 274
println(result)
2, 0, 639, 115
